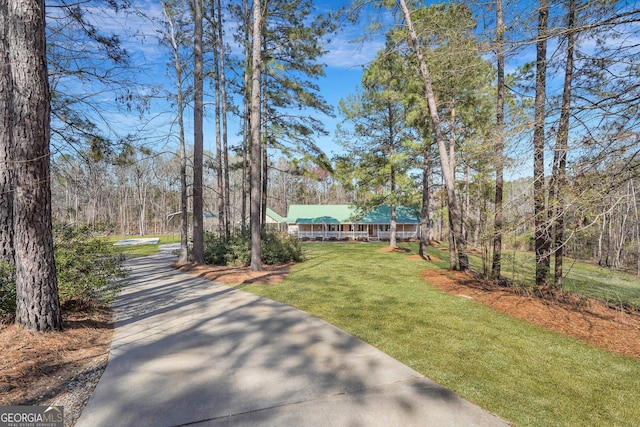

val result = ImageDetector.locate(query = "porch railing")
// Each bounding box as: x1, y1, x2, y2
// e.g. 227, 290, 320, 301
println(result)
293, 231, 368, 240
377, 231, 418, 239
292, 230, 417, 240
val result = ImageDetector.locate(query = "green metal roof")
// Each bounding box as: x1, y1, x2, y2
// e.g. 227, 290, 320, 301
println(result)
286, 205, 354, 224
266, 208, 286, 223
358, 205, 420, 224
287, 205, 419, 225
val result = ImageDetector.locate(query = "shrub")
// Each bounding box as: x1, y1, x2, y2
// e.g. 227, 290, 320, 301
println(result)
262, 232, 305, 265
203, 230, 305, 266
0, 224, 128, 317
204, 230, 251, 266
203, 232, 228, 265
0, 261, 15, 317
54, 223, 128, 304
226, 233, 251, 266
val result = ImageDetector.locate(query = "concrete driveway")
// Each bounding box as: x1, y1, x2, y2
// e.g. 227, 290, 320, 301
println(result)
76, 245, 508, 426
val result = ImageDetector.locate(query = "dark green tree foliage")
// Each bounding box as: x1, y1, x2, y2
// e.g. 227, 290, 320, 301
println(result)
335, 48, 418, 247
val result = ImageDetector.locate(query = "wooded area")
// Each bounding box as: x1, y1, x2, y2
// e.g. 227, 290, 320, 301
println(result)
1, 0, 639, 328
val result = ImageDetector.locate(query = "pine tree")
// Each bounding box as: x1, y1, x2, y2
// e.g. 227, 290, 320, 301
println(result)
4, 0, 62, 331
335, 49, 418, 247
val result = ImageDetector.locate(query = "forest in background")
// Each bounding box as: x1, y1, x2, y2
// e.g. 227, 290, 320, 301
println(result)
51, 151, 640, 275
1, 0, 638, 333
47, 0, 640, 280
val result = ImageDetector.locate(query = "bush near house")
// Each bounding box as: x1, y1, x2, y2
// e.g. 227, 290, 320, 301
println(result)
204, 230, 305, 266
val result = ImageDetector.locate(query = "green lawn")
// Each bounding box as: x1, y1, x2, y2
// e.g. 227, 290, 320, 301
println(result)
102, 234, 181, 257
240, 242, 640, 427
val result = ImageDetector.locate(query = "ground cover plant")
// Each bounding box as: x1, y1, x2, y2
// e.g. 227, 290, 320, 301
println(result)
242, 242, 640, 426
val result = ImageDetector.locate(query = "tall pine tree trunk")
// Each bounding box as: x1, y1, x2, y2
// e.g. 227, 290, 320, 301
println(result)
551, 0, 575, 289
260, 65, 268, 229
192, 0, 205, 264
250, 0, 263, 271
419, 143, 433, 257
10, 0, 62, 331
0, 0, 14, 266
492, 0, 505, 279
397, 0, 469, 271
533, 0, 550, 286
162, 2, 189, 263
241, 0, 250, 234
390, 168, 397, 248
217, 0, 231, 237
214, 29, 224, 235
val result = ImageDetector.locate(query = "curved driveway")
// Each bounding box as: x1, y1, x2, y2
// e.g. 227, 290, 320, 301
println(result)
76, 245, 508, 427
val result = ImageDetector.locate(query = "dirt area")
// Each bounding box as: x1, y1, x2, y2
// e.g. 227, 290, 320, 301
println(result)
1, 252, 638, 425
172, 261, 292, 284
0, 304, 113, 425
421, 269, 640, 358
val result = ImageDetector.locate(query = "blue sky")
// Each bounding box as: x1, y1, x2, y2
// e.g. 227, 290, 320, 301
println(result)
59, 0, 639, 181
78, 0, 387, 158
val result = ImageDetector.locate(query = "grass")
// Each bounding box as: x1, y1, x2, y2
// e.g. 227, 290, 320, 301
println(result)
471, 249, 640, 310
241, 242, 640, 427
101, 234, 181, 257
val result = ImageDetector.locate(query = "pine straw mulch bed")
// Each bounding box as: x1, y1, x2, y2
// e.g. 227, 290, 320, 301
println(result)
0, 303, 113, 410
172, 261, 292, 285
393, 245, 640, 358
420, 268, 640, 358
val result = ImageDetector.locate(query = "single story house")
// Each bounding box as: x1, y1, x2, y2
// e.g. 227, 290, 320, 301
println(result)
286, 204, 420, 241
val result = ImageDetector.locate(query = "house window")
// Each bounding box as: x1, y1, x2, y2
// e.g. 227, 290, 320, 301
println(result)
357, 224, 365, 232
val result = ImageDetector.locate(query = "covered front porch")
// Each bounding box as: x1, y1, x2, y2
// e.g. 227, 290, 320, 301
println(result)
291, 223, 418, 241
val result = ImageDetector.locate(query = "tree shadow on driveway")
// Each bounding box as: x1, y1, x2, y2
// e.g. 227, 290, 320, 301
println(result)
76, 252, 508, 427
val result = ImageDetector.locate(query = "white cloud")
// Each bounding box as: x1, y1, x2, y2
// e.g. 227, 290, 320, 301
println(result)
322, 35, 383, 69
